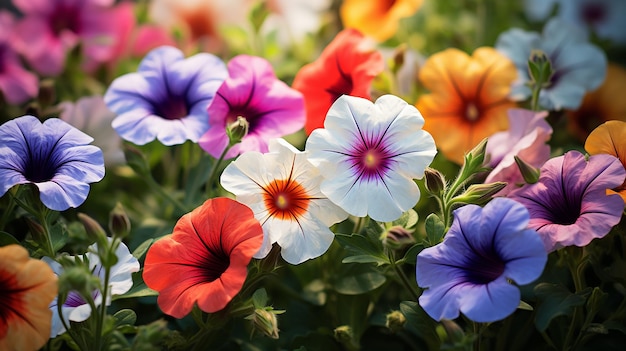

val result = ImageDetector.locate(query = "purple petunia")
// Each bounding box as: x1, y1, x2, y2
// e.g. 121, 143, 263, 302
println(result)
198, 55, 305, 159
104, 46, 228, 146
0, 115, 105, 211
416, 198, 547, 323
508, 151, 625, 252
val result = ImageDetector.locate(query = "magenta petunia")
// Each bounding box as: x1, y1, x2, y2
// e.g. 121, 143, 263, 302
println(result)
508, 151, 625, 252
12, 0, 126, 76
0, 11, 38, 105
198, 55, 305, 159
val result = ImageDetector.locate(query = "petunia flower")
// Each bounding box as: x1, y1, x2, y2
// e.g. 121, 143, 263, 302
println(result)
416, 198, 547, 323
0, 11, 38, 105
340, 0, 423, 42
12, 0, 127, 76
292, 29, 385, 135
198, 55, 305, 159
585, 120, 626, 202
485, 108, 553, 195
508, 151, 625, 252
104, 46, 227, 146
524, 0, 626, 44
0, 115, 105, 211
306, 94, 437, 222
566, 63, 626, 141
262, 0, 332, 45
143, 197, 264, 318
415, 47, 517, 165
220, 138, 349, 264
0, 244, 58, 351
43, 239, 140, 337
496, 18, 607, 111
59, 96, 125, 166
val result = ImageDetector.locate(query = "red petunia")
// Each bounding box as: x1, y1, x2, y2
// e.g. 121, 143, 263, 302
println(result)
143, 197, 263, 318
292, 28, 384, 134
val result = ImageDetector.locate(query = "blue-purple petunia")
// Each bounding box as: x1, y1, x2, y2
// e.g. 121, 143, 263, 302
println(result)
416, 198, 547, 323
0, 115, 105, 211
104, 45, 228, 146
495, 18, 607, 111
508, 151, 625, 252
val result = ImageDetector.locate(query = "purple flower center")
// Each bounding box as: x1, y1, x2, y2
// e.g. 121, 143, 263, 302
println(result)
349, 138, 392, 181
22, 146, 61, 183
64, 289, 100, 308
580, 2, 607, 25
49, 4, 82, 35
154, 95, 189, 120
463, 252, 506, 284
538, 194, 581, 225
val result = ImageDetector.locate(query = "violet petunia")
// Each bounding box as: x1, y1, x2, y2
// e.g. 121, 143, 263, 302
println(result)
198, 55, 305, 159
416, 198, 547, 323
104, 46, 227, 146
12, 0, 125, 76
496, 18, 607, 111
0, 11, 38, 105
485, 108, 552, 195
305, 94, 437, 222
508, 151, 625, 252
0, 115, 105, 211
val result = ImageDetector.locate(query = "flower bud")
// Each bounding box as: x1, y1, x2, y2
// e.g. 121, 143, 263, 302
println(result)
333, 325, 354, 345
440, 319, 465, 343
385, 310, 406, 333
424, 167, 446, 195
527, 50, 553, 88
123, 144, 150, 177
452, 182, 507, 205
109, 203, 131, 239
246, 308, 281, 339
465, 138, 488, 168
514, 156, 540, 184
227, 116, 249, 147
58, 264, 101, 305
383, 226, 416, 251
391, 43, 407, 75
78, 213, 108, 249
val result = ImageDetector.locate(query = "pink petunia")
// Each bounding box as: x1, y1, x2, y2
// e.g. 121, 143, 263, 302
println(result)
0, 11, 38, 105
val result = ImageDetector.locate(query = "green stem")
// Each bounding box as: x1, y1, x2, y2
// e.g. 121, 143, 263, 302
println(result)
93, 239, 117, 351
530, 85, 542, 111
390, 257, 420, 302
205, 144, 233, 197
37, 209, 56, 257
57, 295, 86, 350
0, 194, 16, 231
145, 176, 190, 214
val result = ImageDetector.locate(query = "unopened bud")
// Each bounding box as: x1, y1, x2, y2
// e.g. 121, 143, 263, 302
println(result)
123, 144, 151, 177
78, 213, 108, 248
383, 226, 415, 250
465, 138, 488, 168
24, 217, 46, 245
227, 116, 249, 147
441, 319, 465, 343
58, 264, 101, 304
385, 310, 406, 333
424, 167, 446, 195
452, 182, 507, 205
514, 156, 540, 184
109, 203, 131, 239
333, 325, 354, 345
391, 43, 407, 75
527, 50, 553, 87
246, 308, 281, 339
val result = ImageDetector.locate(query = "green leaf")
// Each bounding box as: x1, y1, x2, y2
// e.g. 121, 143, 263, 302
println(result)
392, 209, 419, 229
400, 301, 441, 351
424, 214, 445, 246
183, 153, 213, 205
534, 283, 592, 332
335, 230, 389, 266
332, 264, 386, 295
113, 271, 158, 300
396, 243, 424, 265
49, 221, 69, 252
342, 254, 389, 265
132, 238, 154, 260
113, 309, 137, 328
0, 231, 19, 247
252, 288, 268, 308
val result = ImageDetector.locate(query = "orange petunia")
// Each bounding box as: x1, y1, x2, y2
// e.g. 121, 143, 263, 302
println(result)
567, 63, 626, 142
0, 244, 58, 351
416, 47, 518, 164
292, 28, 384, 135
143, 197, 263, 318
340, 0, 423, 42
584, 120, 626, 202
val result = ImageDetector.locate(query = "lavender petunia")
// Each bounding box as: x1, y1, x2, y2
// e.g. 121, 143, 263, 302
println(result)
104, 46, 227, 146
0, 116, 105, 211
198, 55, 305, 159
496, 18, 607, 111
416, 198, 547, 323
485, 108, 552, 195
508, 151, 625, 252
305, 94, 437, 222
43, 239, 139, 337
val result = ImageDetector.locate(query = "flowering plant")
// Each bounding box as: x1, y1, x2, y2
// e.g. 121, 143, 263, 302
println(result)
1, 1, 625, 350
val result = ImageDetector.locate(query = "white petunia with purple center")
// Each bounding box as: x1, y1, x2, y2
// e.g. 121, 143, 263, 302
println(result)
305, 94, 437, 222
